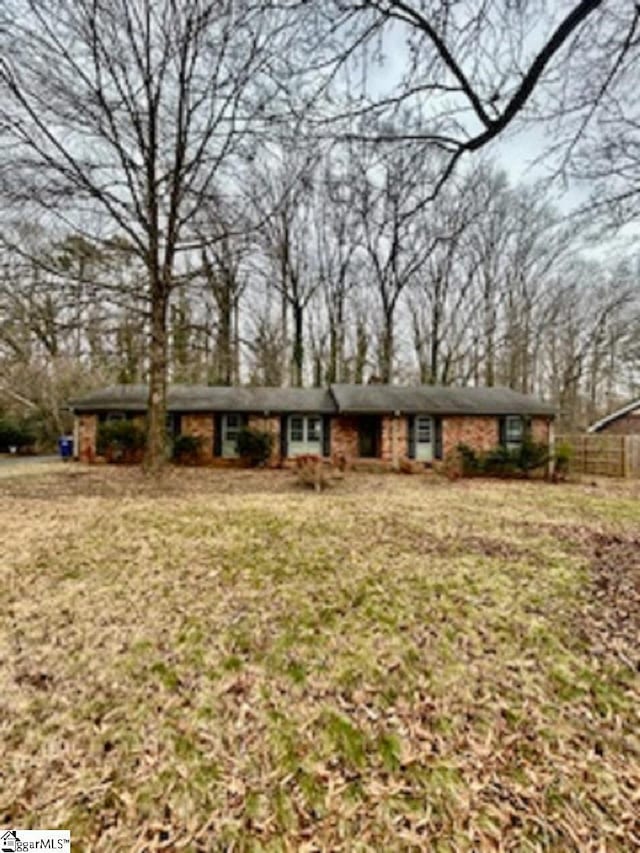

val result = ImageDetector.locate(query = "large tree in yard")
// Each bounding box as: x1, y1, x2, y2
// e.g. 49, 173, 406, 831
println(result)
0, 0, 293, 471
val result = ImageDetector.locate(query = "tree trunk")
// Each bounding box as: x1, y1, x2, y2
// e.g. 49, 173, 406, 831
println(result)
379, 315, 394, 383
484, 276, 495, 386
144, 283, 168, 473
354, 318, 368, 384
327, 325, 338, 384
217, 284, 233, 385
429, 300, 441, 385
292, 303, 304, 387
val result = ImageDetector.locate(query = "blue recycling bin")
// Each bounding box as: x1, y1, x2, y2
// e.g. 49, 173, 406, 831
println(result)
58, 436, 74, 460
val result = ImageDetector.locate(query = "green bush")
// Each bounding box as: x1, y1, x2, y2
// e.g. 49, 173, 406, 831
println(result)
456, 438, 549, 478
0, 417, 36, 452
482, 444, 520, 476
456, 443, 481, 475
554, 440, 573, 479
172, 434, 203, 463
97, 419, 145, 462
236, 427, 273, 467
515, 437, 549, 474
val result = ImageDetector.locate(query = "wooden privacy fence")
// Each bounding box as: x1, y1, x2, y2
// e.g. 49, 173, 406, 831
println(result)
556, 433, 640, 478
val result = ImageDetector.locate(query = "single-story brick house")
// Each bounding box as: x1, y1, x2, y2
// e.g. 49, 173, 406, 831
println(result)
70, 383, 555, 467
587, 397, 640, 435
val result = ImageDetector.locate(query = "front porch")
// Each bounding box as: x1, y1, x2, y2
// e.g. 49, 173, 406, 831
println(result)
330, 414, 412, 466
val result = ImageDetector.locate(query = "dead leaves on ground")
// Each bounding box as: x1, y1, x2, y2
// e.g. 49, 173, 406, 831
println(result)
0, 467, 639, 850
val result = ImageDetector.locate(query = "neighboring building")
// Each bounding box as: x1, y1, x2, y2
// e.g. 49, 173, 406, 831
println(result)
587, 398, 640, 435
70, 383, 555, 466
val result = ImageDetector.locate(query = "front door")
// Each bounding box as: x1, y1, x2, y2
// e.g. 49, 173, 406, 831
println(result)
221, 414, 242, 458
415, 415, 434, 461
358, 416, 380, 457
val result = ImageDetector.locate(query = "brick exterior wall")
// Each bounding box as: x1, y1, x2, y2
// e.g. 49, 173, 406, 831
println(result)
530, 416, 552, 444
380, 415, 409, 464
75, 408, 554, 467
442, 416, 499, 459
181, 413, 214, 461
597, 409, 640, 435
330, 416, 360, 463
77, 414, 98, 462
248, 415, 281, 467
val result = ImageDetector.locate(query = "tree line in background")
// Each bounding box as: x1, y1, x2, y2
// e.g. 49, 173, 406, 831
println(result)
2, 152, 638, 444
1, 1, 639, 463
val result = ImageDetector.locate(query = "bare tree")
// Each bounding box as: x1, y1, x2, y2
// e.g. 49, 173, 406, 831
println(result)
0, 0, 293, 470
295, 2, 608, 194
249, 149, 322, 386
314, 163, 359, 384
349, 144, 441, 381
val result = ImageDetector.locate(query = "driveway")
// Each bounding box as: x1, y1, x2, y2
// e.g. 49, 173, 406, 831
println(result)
0, 454, 61, 466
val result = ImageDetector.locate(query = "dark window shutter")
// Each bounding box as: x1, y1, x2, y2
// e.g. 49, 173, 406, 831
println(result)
213, 414, 222, 457
434, 417, 443, 460
322, 415, 331, 457
280, 415, 288, 460
408, 416, 416, 459
498, 417, 506, 447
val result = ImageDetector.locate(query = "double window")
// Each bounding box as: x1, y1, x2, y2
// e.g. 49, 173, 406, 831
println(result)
288, 415, 322, 456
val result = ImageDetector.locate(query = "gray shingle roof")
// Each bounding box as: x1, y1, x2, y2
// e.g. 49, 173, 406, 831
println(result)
70, 383, 555, 417
70, 384, 336, 414
330, 384, 555, 416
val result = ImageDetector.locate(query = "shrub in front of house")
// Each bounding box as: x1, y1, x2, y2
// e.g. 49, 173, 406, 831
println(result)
442, 449, 464, 480
294, 454, 343, 491
454, 439, 549, 479
456, 443, 482, 476
553, 440, 573, 481
236, 427, 273, 466
172, 434, 203, 465
482, 444, 521, 477
514, 437, 550, 474
398, 456, 426, 474
97, 420, 145, 463
0, 417, 35, 453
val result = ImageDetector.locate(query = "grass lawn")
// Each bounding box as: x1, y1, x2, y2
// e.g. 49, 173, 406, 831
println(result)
1, 464, 639, 851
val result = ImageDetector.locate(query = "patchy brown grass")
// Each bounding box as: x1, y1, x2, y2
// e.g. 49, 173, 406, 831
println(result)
1, 464, 639, 851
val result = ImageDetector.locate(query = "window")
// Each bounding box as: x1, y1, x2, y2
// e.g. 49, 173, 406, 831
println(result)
416, 416, 432, 443
505, 415, 524, 450
289, 416, 304, 443
307, 417, 321, 442
105, 411, 126, 422
221, 414, 243, 458
224, 414, 241, 442
287, 415, 323, 456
